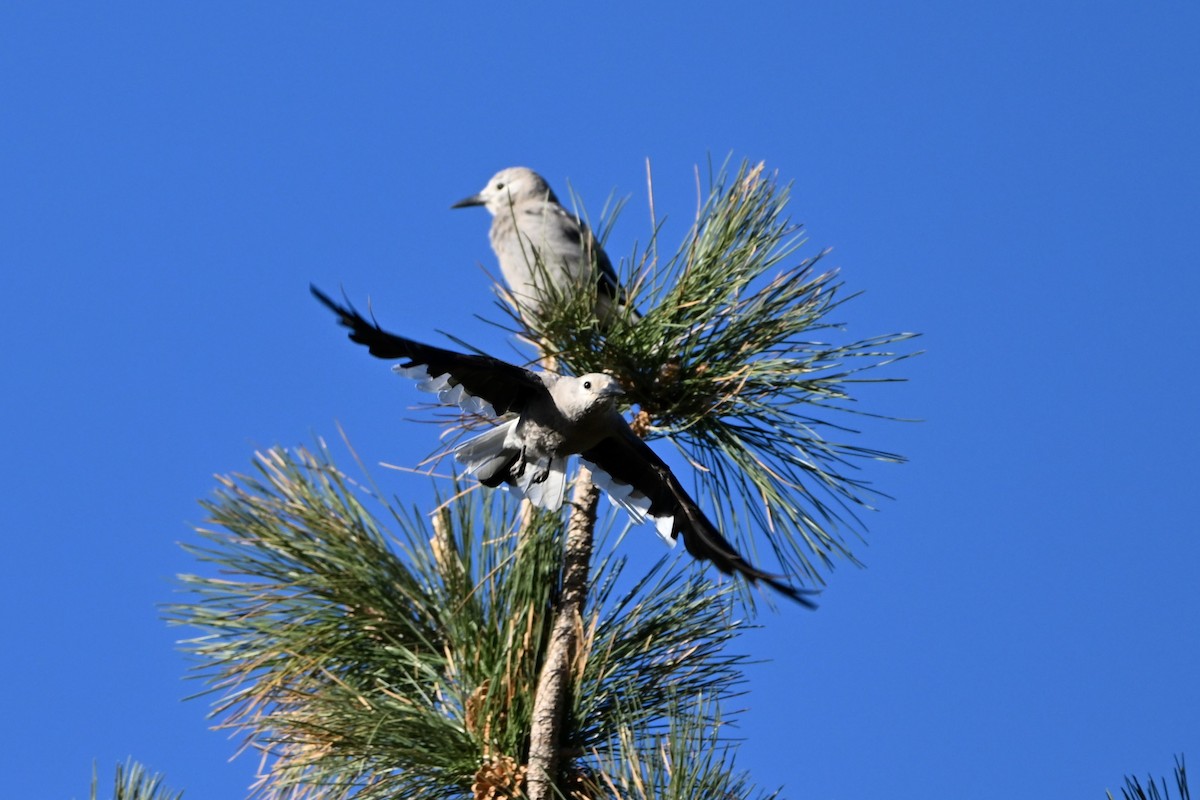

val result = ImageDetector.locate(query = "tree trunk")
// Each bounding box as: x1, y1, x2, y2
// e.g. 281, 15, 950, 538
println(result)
526, 467, 599, 799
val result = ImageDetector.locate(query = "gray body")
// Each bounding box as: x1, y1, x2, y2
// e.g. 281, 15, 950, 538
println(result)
453, 167, 635, 325
520, 373, 623, 458
454, 371, 624, 510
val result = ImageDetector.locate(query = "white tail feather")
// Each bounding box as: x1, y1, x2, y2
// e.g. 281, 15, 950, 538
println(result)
519, 455, 568, 512
453, 421, 516, 472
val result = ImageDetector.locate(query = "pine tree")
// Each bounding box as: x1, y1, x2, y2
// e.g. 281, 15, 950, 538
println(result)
165, 159, 918, 798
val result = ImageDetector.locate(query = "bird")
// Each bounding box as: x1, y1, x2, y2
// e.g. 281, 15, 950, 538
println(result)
312, 285, 815, 607
452, 166, 639, 326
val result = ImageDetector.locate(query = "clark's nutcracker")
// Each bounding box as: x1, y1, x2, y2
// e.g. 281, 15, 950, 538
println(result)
313, 286, 814, 606
452, 167, 639, 325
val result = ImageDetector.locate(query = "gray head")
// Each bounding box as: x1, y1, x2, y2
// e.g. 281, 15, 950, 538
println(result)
451, 167, 558, 216
550, 373, 624, 422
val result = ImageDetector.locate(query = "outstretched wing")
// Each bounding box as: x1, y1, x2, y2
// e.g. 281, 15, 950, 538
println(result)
312, 285, 548, 415
582, 425, 818, 608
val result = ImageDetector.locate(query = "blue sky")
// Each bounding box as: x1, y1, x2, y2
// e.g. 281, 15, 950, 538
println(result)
3, 3, 1197, 798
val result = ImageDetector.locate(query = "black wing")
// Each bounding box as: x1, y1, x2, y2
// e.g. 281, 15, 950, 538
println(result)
582, 426, 818, 608
311, 285, 547, 415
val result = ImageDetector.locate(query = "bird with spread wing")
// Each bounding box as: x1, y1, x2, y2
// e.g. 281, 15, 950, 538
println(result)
312, 285, 815, 606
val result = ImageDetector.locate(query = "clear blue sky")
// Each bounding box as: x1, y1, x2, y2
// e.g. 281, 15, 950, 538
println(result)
3, 3, 1197, 798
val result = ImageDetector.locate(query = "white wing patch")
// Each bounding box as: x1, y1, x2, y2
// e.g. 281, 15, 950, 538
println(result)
583, 460, 677, 548
654, 515, 675, 544
395, 364, 496, 417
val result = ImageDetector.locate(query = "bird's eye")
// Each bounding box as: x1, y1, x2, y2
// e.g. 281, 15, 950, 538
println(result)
583, 380, 592, 390
495, 182, 505, 190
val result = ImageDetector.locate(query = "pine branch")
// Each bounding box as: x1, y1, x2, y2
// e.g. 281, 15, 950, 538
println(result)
481, 157, 919, 589
170, 443, 759, 799
171, 445, 549, 798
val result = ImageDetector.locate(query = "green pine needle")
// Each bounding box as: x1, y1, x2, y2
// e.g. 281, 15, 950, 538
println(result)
90, 760, 183, 800
587, 695, 782, 800
1108, 756, 1190, 800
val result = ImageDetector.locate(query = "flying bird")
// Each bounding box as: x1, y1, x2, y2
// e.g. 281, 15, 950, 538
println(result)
312, 285, 814, 606
452, 166, 639, 325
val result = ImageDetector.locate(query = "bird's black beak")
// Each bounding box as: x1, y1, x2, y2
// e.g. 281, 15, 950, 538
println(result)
451, 193, 485, 209
602, 384, 626, 399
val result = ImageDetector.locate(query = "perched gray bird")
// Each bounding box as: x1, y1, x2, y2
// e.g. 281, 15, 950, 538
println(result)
312, 285, 814, 606
452, 166, 638, 325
